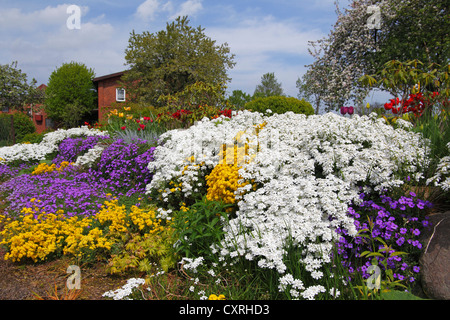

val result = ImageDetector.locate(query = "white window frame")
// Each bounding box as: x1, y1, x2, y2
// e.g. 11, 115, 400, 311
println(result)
116, 88, 126, 102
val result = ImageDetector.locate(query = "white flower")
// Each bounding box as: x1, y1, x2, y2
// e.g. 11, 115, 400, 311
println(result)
301, 285, 326, 300
0, 126, 106, 164
145, 110, 429, 299
102, 278, 145, 300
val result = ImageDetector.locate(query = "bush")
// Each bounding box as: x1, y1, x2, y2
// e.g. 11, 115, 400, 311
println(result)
19, 131, 48, 144
244, 96, 314, 115
0, 112, 35, 143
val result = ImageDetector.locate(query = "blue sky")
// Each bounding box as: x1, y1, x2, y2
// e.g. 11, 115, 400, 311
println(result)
0, 0, 342, 97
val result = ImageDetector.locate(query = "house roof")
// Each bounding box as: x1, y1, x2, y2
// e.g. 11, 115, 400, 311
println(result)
92, 71, 126, 83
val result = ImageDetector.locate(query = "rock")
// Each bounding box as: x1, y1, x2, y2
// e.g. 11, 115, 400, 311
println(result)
419, 211, 450, 300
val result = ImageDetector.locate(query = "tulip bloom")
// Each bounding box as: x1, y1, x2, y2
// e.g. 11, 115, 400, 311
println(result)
348, 106, 354, 115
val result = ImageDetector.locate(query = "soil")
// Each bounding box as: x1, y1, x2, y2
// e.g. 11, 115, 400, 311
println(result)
0, 244, 131, 300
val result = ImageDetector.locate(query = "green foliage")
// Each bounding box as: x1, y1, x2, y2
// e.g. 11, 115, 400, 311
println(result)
0, 115, 13, 146
0, 61, 44, 112
359, 59, 449, 110
172, 197, 232, 260
12, 113, 35, 142
19, 130, 50, 144
106, 228, 177, 275
123, 16, 235, 107
245, 96, 314, 116
253, 72, 284, 98
380, 289, 425, 300
375, 0, 449, 68
227, 89, 252, 109
44, 61, 97, 128
0, 112, 35, 143
158, 81, 229, 113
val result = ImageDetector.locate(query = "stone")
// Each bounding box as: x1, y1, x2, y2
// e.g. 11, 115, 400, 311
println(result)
419, 211, 450, 300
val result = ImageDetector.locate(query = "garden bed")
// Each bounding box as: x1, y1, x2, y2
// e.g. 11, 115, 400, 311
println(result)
0, 109, 449, 300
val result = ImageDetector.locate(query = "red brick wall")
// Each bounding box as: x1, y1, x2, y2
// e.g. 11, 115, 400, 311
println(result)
96, 75, 126, 123
31, 105, 48, 134
0, 107, 49, 135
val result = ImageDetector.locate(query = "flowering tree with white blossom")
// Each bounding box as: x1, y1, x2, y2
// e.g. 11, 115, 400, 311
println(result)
301, 0, 449, 113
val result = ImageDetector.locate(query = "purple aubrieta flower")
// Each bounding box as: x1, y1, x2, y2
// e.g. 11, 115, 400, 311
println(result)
335, 190, 432, 286
396, 237, 405, 246
412, 240, 422, 249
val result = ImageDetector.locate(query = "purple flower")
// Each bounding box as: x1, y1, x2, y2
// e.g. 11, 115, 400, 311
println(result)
396, 237, 405, 246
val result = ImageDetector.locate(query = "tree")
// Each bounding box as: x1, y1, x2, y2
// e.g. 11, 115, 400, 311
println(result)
123, 16, 236, 107
304, 0, 450, 112
0, 61, 43, 112
297, 59, 329, 114
376, 0, 449, 67
44, 62, 97, 128
253, 72, 284, 98
227, 90, 252, 109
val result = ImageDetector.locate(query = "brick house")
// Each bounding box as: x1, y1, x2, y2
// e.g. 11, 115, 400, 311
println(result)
0, 83, 52, 134
92, 71, 127, 122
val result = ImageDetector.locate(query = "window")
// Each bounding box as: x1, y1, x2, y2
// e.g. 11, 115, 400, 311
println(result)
45, 118, 54, 129
116, 88, 126, 102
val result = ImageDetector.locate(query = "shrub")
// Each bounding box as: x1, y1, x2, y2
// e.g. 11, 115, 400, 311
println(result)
0, 112, 35, 143
19, 131, 48, 144
172, 197, 232, 260
244, 96, 314, 115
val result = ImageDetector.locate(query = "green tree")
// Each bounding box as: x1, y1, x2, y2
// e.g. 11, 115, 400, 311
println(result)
253, 72, 284, 98
0, 61, 43, 112
44, 62, 97, 128
245, 96, 314, 116
227, 89, 252, 109
123, 16, 236, 107
376, 0, 449, 68
305, 0, 450, 112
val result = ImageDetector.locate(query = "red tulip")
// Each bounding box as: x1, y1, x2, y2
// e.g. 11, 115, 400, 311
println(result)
139, 124, 145, 130
121, 126, 126, 130
340, 106, 348, 115
348, 106, 354, 115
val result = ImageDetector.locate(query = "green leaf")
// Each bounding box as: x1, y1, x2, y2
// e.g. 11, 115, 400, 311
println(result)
381, 290, 425, 300
366, 252, 384, 258
389, 251, 409, 257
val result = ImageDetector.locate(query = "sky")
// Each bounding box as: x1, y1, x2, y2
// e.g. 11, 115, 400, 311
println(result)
0, 0, 343, 98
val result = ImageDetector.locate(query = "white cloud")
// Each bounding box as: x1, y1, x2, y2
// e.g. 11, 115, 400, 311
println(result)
206, 16, 323, 96
0, 4, 126, 85
0, 5, 89, 31
135, 0, 160, 21
169, 0, 203, 20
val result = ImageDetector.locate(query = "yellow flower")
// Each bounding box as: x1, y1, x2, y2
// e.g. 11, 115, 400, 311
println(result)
208, 294, 226, 300
205, 163, 249, 206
